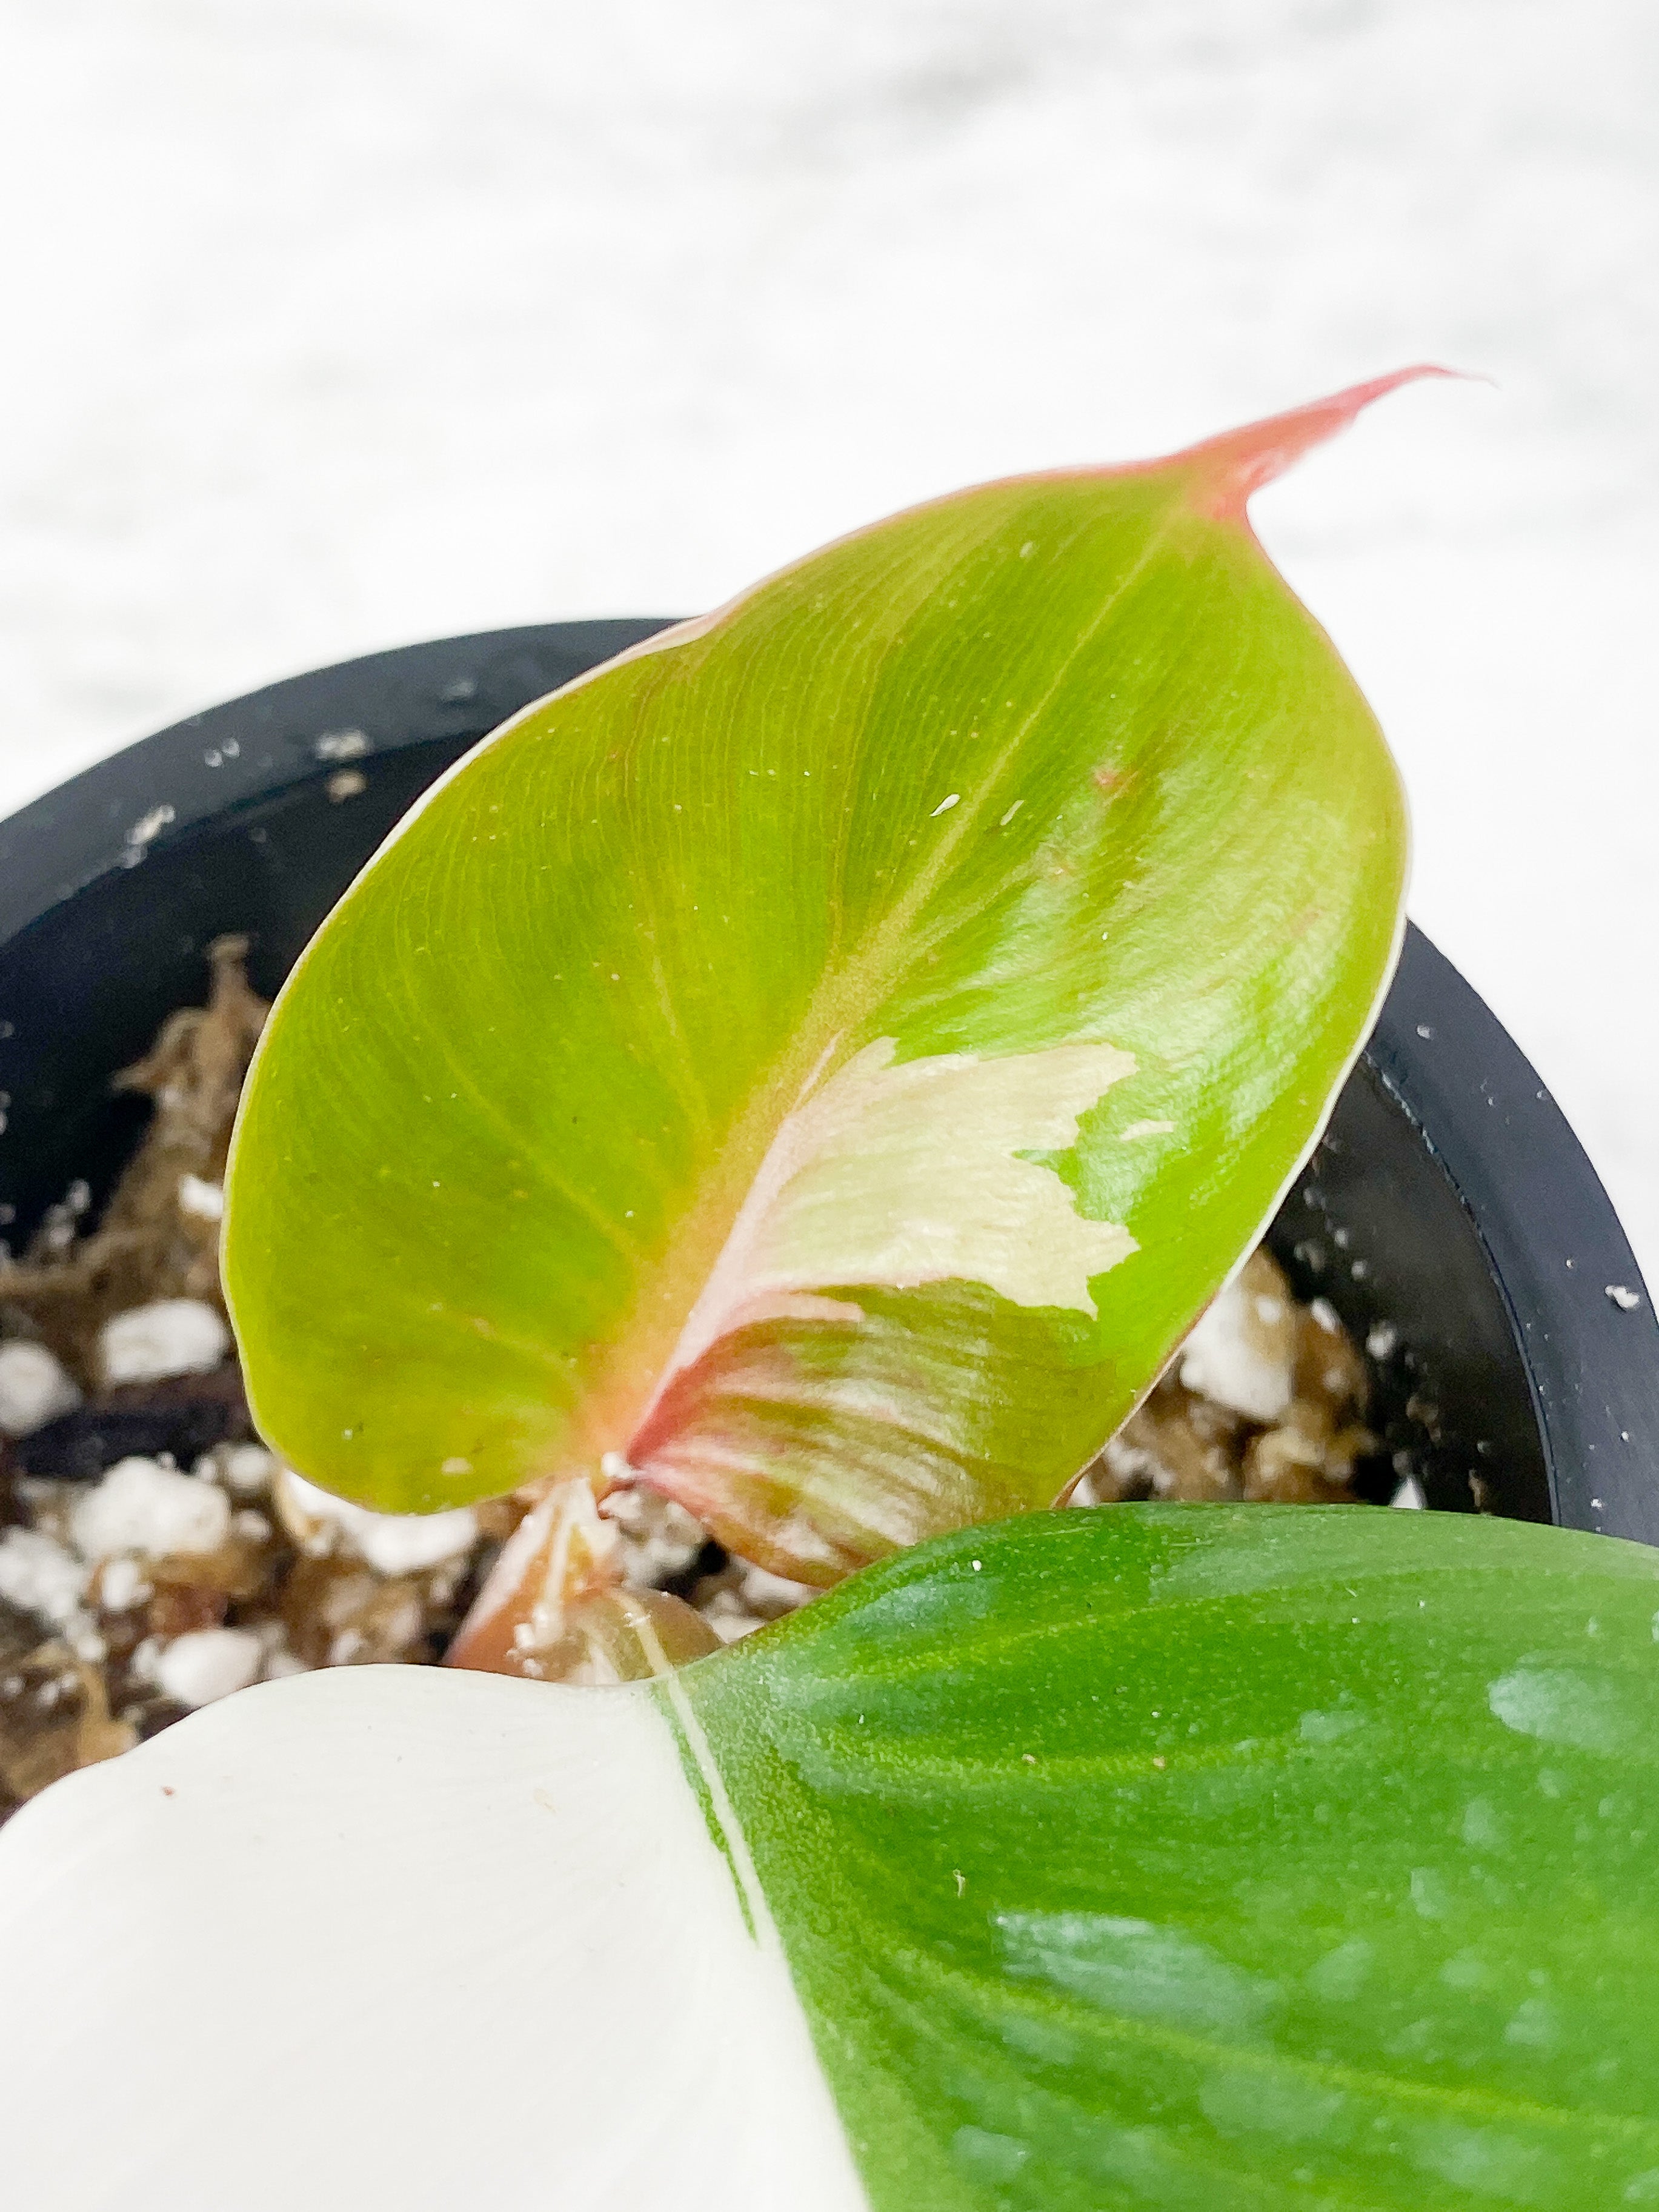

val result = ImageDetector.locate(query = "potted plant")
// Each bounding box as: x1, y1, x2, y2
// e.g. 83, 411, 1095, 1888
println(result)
1, 375, 1656, 2208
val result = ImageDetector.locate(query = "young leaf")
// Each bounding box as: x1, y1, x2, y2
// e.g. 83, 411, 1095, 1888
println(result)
224, 376, 1418, 1593
6, 1506, 1659, 2209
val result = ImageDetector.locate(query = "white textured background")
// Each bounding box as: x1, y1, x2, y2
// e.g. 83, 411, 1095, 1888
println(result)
2, 0, 1655, 1276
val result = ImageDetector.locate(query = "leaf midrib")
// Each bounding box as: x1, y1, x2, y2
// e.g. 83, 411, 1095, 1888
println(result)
562, 496, 1188, 1480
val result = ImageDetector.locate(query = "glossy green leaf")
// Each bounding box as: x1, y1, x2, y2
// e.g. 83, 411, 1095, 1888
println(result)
224, 376, 1415, 1585
680, 1506, 1659, 2209
8, 1506, 1659, 2210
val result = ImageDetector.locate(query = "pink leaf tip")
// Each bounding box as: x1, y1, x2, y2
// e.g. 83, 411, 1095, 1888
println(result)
1176, 365, 1467, 521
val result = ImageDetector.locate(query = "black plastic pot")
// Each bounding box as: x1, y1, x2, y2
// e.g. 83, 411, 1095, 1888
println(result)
2, 623, 1655, 1541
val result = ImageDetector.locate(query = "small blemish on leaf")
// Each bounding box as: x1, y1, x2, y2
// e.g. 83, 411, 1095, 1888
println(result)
1410, 1866, 1451, 1919
931, 793, 960, 817
1299, 1707, 1366, 1745
999, 800, 1023, 826
953, 2127, 1029, 2180
954, 1869, 967, 1896
1306, 1936, 1373, 2002
1504, 1997, 1560, 2051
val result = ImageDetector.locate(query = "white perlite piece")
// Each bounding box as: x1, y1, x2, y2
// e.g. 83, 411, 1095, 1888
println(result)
739, 1561, 817, 1612
0, 1527, 90, 1626
98, 1556, 151, 1611
274, 1467, 477, 1575
0, 1340, 81, 1437
150, 1627, 263, 1707
701, 1590, 769, 1644
601, 1483, 711, 1585
1177, 1256, 1295, 1424
0, 1667, 865, 2212
222, 1443, 276, 1495
98, 1297, 230, 1386
1069, 1430, 1157, 1507
176, 1174, 225, 1221
70, 1456, 232, 1562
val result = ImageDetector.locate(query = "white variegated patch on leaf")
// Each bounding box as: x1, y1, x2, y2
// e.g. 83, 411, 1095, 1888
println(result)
0, 1663, 861, 2210
656, 1036, 1141, 1372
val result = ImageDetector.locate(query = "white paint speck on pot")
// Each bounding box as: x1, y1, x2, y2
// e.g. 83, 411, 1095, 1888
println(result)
70, 1456, 232, 1562
312, 728, 370, 762
125, 803, 176, 849
98, 1298, 230, 1386
0, 1340, 81, 1437
151, 1628, 263, 1708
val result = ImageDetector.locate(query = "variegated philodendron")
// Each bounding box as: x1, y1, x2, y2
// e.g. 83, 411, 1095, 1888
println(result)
10, 380, 1651, 2212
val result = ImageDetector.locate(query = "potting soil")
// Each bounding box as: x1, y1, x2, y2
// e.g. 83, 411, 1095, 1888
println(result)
0, 949, 1390, 1825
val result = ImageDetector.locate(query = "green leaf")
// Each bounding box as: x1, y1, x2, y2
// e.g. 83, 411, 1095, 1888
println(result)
224, 376, 1415, 1584
679, 1506, 1659, 2208
8, 1506, 1659, 2210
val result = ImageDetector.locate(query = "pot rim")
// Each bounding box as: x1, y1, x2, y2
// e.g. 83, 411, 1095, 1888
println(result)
2, 621, 1654, 1542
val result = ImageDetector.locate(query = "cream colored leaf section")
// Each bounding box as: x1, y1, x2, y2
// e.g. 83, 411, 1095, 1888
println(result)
0, 1667, 867, 2212
661, 1038, 1138, 1392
